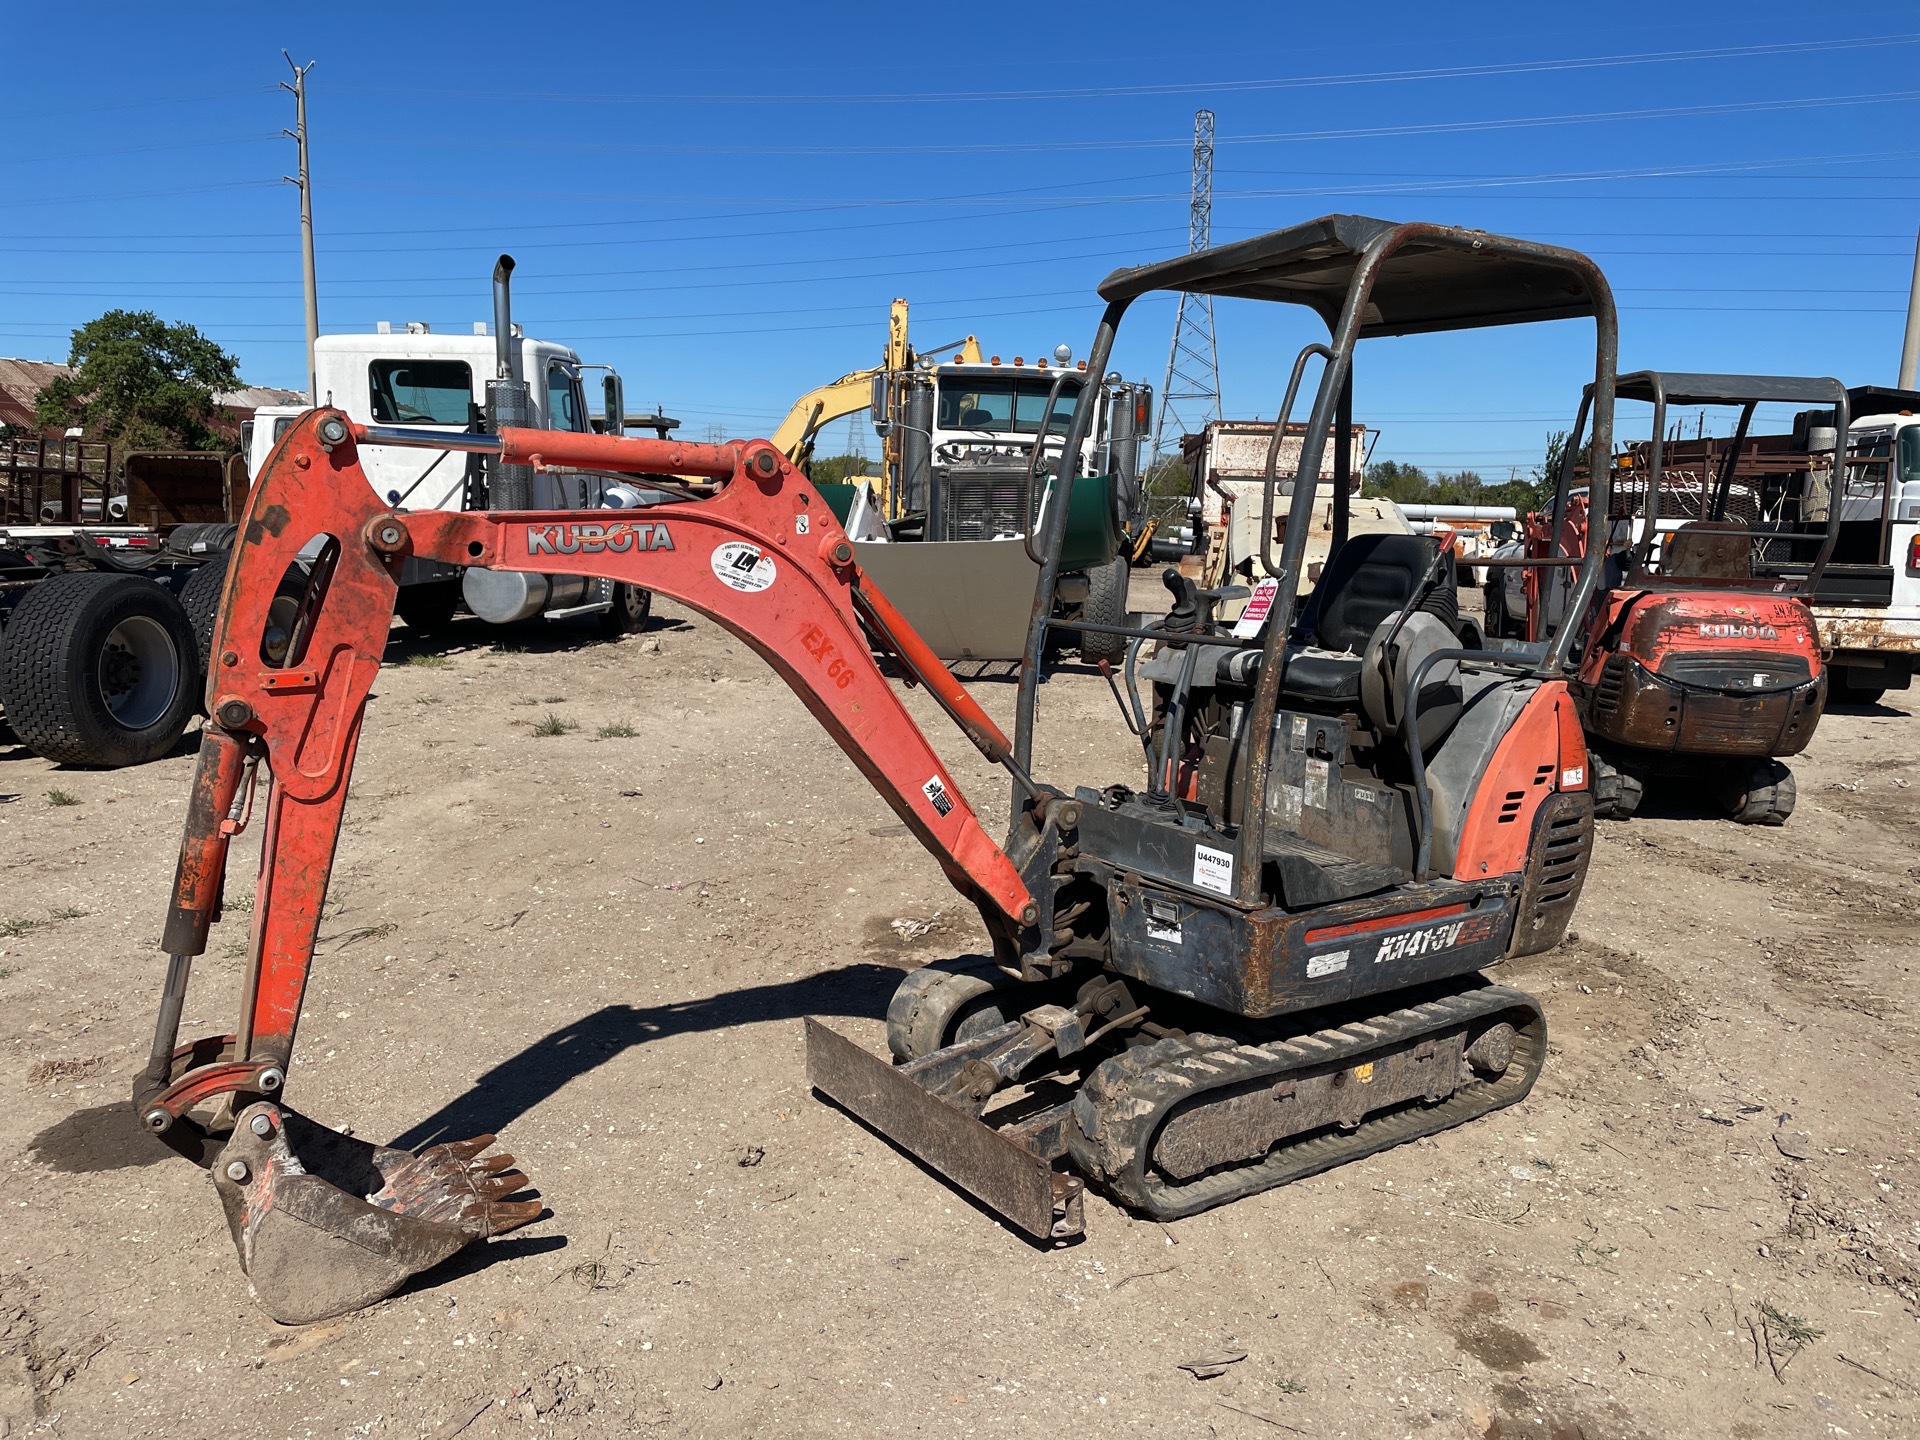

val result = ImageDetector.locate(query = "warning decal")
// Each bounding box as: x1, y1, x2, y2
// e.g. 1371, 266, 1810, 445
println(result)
921, 775, 954, 817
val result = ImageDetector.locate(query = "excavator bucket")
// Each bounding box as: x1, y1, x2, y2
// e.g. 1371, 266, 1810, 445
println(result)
209, 1103, 541, 1325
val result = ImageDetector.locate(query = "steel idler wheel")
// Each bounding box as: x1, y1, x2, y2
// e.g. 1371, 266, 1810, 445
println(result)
211, 1103, 542, 1325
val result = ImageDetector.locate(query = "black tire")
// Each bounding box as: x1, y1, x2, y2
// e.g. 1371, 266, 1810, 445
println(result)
1078, 556, 1130, 665
395, 579, 462, 635
179, 552, 230, 687
1832, 674, 1888, 706
0, 571, 198, 767
1718, 758, 1795, 826
599, 582, 653, 636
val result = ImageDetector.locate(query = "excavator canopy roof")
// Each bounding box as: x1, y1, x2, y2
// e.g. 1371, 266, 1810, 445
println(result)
1612, 371, 1848, 407
1096, 213, 1607, 337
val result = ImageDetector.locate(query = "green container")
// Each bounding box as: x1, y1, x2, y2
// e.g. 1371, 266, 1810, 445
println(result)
1055, 474, 1122, 572
814, 481, 858, 525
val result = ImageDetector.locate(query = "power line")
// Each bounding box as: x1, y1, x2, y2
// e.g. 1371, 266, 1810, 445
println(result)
330, 32, 1920, 108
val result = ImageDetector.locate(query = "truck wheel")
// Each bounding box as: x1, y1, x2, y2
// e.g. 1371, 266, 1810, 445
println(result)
599, 582, 653, 636
179, 553, 230, 688
1832, 672, 1887, 706
1718, 758, 1795, 826
1078, 557, 1130, 665
395, 580, 462, 635
0, 571, 198, 767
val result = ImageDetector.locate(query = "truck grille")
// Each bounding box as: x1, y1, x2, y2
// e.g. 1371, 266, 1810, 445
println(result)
936, 461, 1034, 543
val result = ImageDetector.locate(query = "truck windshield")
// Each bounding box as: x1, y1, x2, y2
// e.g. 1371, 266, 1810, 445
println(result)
368, 360, 473, 425
938, 375, 1081, 435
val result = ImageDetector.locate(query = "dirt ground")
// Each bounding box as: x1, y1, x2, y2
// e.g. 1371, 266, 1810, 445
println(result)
2, 585, 1917, 1440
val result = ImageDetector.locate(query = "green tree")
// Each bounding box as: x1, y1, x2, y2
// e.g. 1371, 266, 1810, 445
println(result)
805, 452, 876, 486
1361, 458, 1430, 502
33, 310, 240, 451
1145, 454, 1192, 497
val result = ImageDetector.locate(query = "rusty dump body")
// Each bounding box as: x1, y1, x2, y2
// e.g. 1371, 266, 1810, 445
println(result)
1534, 372, 1846, 822
137, 216, 1622, 1325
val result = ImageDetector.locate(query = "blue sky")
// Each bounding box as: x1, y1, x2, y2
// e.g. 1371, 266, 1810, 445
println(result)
4, 1, 1917, 476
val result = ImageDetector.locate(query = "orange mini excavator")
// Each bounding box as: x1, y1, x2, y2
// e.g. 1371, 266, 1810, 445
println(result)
134, 217, 1615, 1324
1517, 373, 1845, 823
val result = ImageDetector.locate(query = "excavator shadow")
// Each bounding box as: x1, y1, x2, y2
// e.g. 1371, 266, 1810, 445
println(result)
388, 962, 905, 1151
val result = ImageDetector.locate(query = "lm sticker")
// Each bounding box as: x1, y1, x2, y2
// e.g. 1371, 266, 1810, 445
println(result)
1561, 766, 1585, 788
711, 541, 776, 593
1192, 844, 1234, 896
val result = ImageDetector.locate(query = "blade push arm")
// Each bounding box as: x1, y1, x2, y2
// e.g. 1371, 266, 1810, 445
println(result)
140, 409, 1039, 1142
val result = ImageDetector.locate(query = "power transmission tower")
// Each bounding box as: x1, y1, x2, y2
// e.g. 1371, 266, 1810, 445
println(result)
281, 52, 320, 403
1152, 110, 1221, 468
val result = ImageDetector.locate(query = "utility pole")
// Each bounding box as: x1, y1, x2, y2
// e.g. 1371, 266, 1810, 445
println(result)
281, 52, 319, 403
1901, 222, 1920, 389
1151, 110, 1222, 471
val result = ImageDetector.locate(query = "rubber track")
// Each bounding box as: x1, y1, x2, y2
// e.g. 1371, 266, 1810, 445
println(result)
1068, 982, 1545, 1221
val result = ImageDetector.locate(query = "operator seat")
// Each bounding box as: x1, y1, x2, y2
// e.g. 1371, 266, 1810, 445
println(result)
1279, 533, 1452, 706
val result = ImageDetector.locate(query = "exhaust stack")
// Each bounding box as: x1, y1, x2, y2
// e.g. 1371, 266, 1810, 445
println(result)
492, 255, 516, 380
484, 253, 533, 510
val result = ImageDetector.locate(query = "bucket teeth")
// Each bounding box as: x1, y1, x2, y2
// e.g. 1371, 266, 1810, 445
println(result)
210, 1102, 544, 1325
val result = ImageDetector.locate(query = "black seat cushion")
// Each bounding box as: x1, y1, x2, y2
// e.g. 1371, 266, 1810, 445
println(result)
1279, 651, 1362, 703
1299, 532, 1440, 653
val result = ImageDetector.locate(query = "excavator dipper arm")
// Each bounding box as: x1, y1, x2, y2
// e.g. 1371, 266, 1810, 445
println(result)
134, 409, 1041, 1321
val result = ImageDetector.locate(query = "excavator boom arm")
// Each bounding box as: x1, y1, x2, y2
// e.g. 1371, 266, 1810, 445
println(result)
139, 410, 1036, 1142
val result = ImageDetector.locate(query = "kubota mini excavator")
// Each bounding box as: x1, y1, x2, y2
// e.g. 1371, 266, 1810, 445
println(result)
1519, 373, 1845, 823
134, 216, 1616, 1325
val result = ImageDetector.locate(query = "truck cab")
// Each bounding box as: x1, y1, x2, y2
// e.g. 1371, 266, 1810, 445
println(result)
1793, 388, 1920, 702
247, 330, 600, 511
899, 357, 1148, 550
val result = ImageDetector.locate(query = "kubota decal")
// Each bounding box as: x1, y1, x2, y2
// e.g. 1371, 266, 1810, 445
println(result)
1372, 913, 1499, 964
1697, 621, 1779, 640
526, 521, 673, 556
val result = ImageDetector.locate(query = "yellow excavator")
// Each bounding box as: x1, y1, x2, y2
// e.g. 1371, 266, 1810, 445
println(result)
770, 298, 982, 518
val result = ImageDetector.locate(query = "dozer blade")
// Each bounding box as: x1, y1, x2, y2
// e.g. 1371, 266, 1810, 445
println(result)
804, 1019, 1084, 1241
210, 1102, 542, 1325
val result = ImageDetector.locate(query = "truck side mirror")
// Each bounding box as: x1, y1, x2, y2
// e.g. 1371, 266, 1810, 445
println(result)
870, 374, 890, 432
602, 373, 625, 436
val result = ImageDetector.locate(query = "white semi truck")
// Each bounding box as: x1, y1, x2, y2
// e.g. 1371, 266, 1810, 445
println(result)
245, 256, 653, 636
846, 346, 1151, 662
0, 258, 650, 770
1806, 388, 1920, 702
